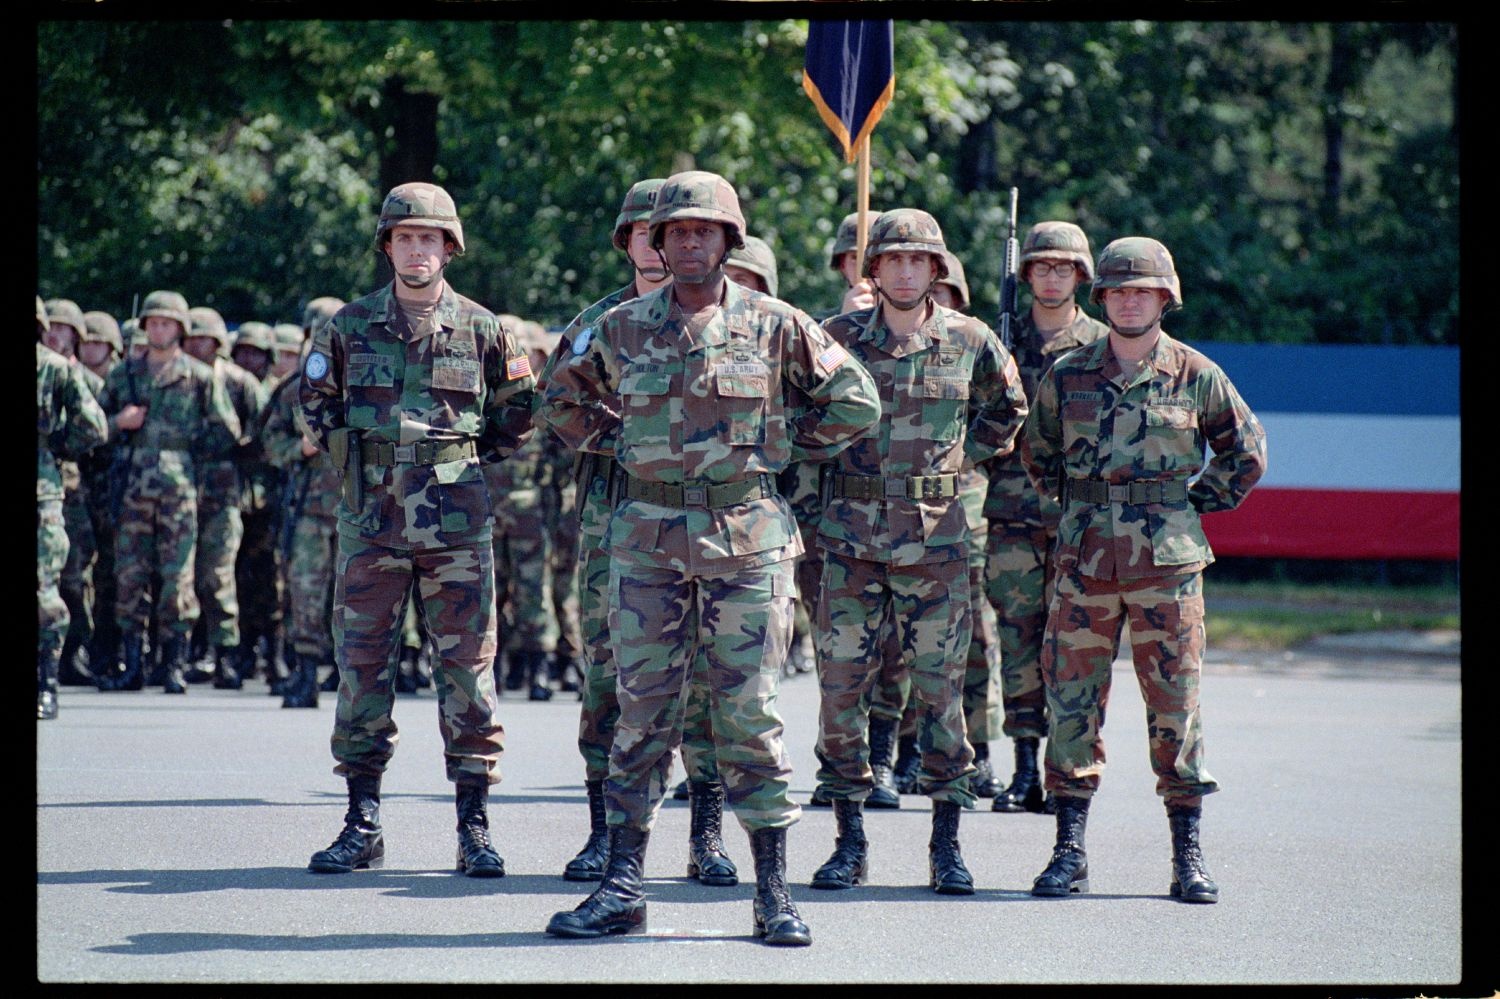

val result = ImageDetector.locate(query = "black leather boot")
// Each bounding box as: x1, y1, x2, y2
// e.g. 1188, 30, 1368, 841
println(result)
929, 800, 975, 894
892, 734, 921, 794
546, 826, 650, 937
673, 778, 691, 802
1167, 803, 1219, 903
38, 648, 60, 720
57, 631, 93, 686
455, 782, 505, 878
994, 736, 1046, 813
502, 651, 526, 692
810, 798, 867, 890
100, 629, 144, 691
749, 826, 812, 946
553, 652, 581, 693
971, 742, 1003, 798
280, 650, 320, 709
212, 644, 244, 689
86, 631, 118, 688
184, 624, 212, 682
867, 715, 901, 809
526, 650, 554, 701
309, 775, 385, 873
563, 779, 609, 881
686, 780, 738, 886
1031, 795, 1090, 896
394, 644, 419, 694
158, 633, 188, 694
319, 659, 341, 692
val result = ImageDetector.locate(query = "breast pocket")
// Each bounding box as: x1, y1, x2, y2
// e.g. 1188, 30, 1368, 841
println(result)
1061, 399, 1102, 454
717, 372, 769, 446
921, 376, 970, 442
346, 355, 399, 419
1143, 404, 1200, 467
618, 371, 673, 447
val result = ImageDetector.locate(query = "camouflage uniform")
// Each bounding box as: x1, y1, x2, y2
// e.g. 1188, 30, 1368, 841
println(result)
38, 324, 110, 719
230, 321, 286, 678
79, 311, 124, 670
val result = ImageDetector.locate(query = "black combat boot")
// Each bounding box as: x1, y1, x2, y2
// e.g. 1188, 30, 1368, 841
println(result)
810, 798, 867, 890
749, 826, 812, 946
1031, 795, 1090, 897
38, 648, 60, 721
686, 780, 738, 886
553, 651, 581, 694
86, 631, 118, 688
866, 715, 901, 809
1167, 803, 1219, 904
563, 780, 609, 881
526, 650, 554, 701
892, 734, 921, 794
545, 826, 650, 938
455, 781, 505, 878
929, 800, 975, 894
158, 633, 188, 694
971, 742, 1003, 798
212, 644, 244, 689
308, 775, 385, 873
100, 629, 145, 691
280, 650, 320, 709
673, 779, 691, 802
502, 651, 526, 692
394, 644, 420, 694
319, 659, 341, 692
57, 631, 92, 686
994, 736, 1046, 813
265, 633, 292, 695
183, 624, 212, 683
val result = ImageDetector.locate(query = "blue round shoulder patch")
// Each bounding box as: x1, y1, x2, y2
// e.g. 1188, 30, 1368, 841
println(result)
305, 351, 329, 380
572, 327, 594, 356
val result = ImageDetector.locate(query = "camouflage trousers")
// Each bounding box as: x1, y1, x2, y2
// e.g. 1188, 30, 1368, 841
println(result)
606, 557, 799, 832
284, 510, 337, 657
814, 550, 976, 807
547, 481, 584, 662
195, 478, 244, 648
86, 477, 118, 650
1042, 567, 1216, 806
792, 521, 825, 672
38, 498, 70, 657
115, 473, 199, 635
986, 522, 1054, 740
493, 488, 558, 654
331, 537, 503, 785
237, 505, 281, 643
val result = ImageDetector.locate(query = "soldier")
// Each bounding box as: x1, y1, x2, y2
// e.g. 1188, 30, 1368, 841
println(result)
182, 306, 267, 689
823, 211, 879, 319
985, 221, 1111, 815
78, 310, 126, 676
262, 297, 347, 708
534, 320, 585, 696
124, 318, 147, 362
808, 209, 1027, 896
38, 296, 110, 719
95, 290, 242, 693
1022, 236, 1266, 904
231, 322, 276, 383
298, 181, 535, 878
271, 323, 304, 382
79, 311, 124, 383
539, 169, 880, 945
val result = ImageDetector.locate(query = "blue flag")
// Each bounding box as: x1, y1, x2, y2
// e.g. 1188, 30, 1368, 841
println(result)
802, 19, 895, 163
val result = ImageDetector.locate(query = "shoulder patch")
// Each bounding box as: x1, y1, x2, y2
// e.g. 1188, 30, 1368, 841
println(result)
572, 327, 594, 355
305, 351, 329, 380
817, 341, 849, 375
506, 354, 533, 381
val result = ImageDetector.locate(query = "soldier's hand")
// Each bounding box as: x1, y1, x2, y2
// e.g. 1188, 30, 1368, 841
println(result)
841, 280, 877, 314
117, 405, 147, 431
300, 435, 319, 458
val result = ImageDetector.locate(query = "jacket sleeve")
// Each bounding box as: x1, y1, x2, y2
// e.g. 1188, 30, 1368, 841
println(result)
1020, 366, 1064, 506
782, 313, 880, 464
296, 313, 345, 452
479, 316, 536, 463
534, 319, 622, 457
962, 327, 1029, 467
1189, 366, 1267, 513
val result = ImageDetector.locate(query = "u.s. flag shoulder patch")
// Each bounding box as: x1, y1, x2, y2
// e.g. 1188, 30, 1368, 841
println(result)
506, 354, 532, 381
817, 342, 849, 376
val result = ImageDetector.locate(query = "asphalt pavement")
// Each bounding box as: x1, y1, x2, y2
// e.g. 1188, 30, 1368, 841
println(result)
36, 636, 1472, 989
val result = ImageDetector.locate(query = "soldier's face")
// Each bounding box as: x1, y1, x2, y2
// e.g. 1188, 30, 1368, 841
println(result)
1026, 258, 1081, 308
386, 225, 453, 289
930, 284, 962, 311
1102, 287, 1169, 328
233, 345, 270, 378
79, 342, 113, 368
627, 221, 668, 280
837, 251, 861, 288
662, 221, 727, 285
183, 335, 219, 363
273, 349, 300, 377
723, 264, 768, 294
871, 251, 939, 301
44, 323, 78, 358
144, 315, 183, 350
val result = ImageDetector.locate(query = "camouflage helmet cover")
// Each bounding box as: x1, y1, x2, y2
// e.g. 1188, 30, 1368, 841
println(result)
725, 234, 780, 298
828, 211, 878, 270
612, 178, 667, 251
302, 296, 346, 336
44, 298, 88, 338
937, 251, 970, 311
862, 208, 950, 280
374, 182, 465, 255
647, 170, 747, 251
1089, 236, 1182, 309
1021, 221, 1095, 282
36, 295, 47, 334
139, 290, 192, 336
274, 323, 304, 353
234, 320, 277, 354
82, 310, 124, 355
187, 306, 231, 354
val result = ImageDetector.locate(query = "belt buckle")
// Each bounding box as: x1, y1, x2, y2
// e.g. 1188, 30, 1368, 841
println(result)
683, 486, 707, 507
392, 444, 416, 463
1107, 483, 1128, 503
921, 477, 942, 499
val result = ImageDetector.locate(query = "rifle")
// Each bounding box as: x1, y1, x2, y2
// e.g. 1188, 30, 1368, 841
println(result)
998, 186, 1020, 350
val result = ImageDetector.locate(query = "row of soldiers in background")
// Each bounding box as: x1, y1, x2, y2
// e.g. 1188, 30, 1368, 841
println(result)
35, 288, 586, 717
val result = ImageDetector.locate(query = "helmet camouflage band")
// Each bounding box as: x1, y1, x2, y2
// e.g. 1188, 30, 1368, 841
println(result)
612, 178, 667, 251
36, 295, 48, 334
234, 320, 277, 354
1089, 236, 1182, 309
82, 311, 124, 355
274, 323, 304, 354
187, 306, 231, 354
139, 290, 192, 336
374, 182, 465, 255
647, 170, 747, 251
302, 296, 346, 337
828, 211, 878, 270
937, 251, 970, 311
725, 235, 780, 298
44, 298, 87, 338
862, 208, 950, 280
1021, 221, 1095, 282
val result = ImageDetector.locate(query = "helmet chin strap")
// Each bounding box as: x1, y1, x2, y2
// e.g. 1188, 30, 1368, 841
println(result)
1106, 299, 1166, 339
873, 277, 933, 313
660, 246, 728, 286
1034, 292, 1073, 309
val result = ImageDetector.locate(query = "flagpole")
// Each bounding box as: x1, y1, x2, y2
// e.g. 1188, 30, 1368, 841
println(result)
855, 133, 871, 277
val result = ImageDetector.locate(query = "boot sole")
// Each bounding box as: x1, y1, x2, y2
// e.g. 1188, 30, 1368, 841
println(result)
932, 880, 976, 895
545, 914, 647, 938
1031, 878, 1089, 897
1170, 882, 1218, 904
308, 855, 385, 874
562, 868, 606, 882
690, 872, 739, 886
753, 918, 812, 946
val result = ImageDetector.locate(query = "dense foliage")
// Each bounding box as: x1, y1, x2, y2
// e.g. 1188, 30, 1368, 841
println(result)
37, 19, 1457, 344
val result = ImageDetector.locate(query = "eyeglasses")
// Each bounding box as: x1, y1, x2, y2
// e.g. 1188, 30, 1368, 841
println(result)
1029, 262, 1076, 279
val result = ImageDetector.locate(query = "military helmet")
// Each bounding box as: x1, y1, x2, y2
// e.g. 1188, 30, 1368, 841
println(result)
187, 306, 231, 356
274, 323, 304, 354
1021, 221, 1095, 282
302, 296, 346, 337
373, 182, 465, 255
123, 317, 145, 349
647, 170, 747, 251
862, 208, 950, 280
936, 251, 970, 311
612, 178, 667, 251
139, 290, 192, 336
44, 298, 88, 338
82, 311, 124, 355
725, 235, 779, 298
36, 295, 47, 335
828, 211, 877, 270
234, 320, 277, 354
1089, 237, 1182, 309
